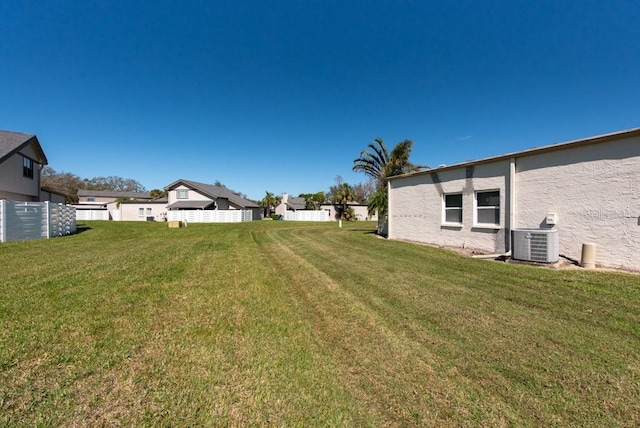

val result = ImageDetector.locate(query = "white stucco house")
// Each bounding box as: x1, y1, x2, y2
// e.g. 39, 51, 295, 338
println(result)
275, 193, 306, 217
164, 179, 261, 221
320, 203, 377, 221
387, 128, 640, 272
276, 192, 377, 221
74, 189, 165, 221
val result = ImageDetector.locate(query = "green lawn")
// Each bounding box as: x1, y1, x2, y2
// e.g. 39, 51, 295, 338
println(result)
1, 220, 638, 426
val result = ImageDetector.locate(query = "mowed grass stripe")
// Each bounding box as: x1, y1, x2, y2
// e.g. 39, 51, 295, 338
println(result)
259, 226, 476, 425
1, 220, 639, 426
256, 223, 640, 426
1, 222, 372, 426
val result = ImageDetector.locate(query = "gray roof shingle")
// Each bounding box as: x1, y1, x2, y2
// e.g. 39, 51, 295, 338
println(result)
164, 179, 259, 208
286, 197, 307, 210
0, 130, 47, 165
166, 200, 214, 209
77, 189, 152, 199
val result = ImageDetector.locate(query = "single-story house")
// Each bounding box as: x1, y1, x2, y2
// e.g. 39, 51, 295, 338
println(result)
0, 130, 48, 202
275, 193, 306, 217
77, 189, 155, 205
164, 179, 261, 220
387, 128, 640, 272
74, 189, 162, 221
320, 203, 377, 221
116, 199, 169, 221
276, 193, 377, 221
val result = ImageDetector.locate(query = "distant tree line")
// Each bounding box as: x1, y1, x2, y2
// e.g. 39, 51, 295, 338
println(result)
46, 136, 423, 219
41, 166, 166, 203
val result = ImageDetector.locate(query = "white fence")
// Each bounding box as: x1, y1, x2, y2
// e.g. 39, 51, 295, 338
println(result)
76, 209, 110, 221
0, 200, 77, 243
284, 210, 330, 221
167, 209, 253, 223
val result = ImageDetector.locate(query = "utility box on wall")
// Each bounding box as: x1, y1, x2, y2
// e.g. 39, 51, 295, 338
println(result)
546, 213, 557, 225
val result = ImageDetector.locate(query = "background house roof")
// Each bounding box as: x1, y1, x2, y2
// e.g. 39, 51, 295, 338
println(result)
120, 198, 168, 204
0, 130, 48, 165
77, 189, 152, 199
286, 196, 306, 210
164, 179, 260, 208
166, 200, 214, 209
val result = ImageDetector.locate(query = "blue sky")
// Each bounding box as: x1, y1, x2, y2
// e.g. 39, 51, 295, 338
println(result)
2, 1, 639, 200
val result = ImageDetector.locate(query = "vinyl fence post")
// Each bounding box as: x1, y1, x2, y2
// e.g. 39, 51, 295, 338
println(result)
0, 199, 5, 243
45, 201, 51, 238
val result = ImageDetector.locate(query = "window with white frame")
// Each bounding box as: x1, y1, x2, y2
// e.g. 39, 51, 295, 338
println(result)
443, 193, 463, 225
176, 189, 188, 199
475, 190, 500, 226
23, 156, 33, 178
138, 208, 145, 217
146, 208, 152, 216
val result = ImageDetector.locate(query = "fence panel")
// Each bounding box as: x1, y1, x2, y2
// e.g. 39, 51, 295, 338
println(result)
76, 209, 110, 221
2, 202, 47, 242
48, 203, 77, 237
0, 200, 77, 243
284, 210, 330, 221
167, 210, 252, 223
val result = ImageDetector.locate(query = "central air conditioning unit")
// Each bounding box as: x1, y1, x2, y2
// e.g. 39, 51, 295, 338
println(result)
511, 229, 559, 263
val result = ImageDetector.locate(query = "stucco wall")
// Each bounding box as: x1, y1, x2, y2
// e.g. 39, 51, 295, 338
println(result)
275, 193, 291, 216
388, 133, 640, 271
167, 185, 213, 205
0, 148, 41, 201
320, 204, 377, 221
117, 202, 168, 221
166, 185, 239, 210
389, 160, 511, 253
515, 135, 640, 270
275, 203, 286, 217
40, 189, 66, 204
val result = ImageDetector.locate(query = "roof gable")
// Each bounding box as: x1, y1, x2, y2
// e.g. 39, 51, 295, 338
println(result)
0, 130, 48, 165
164, 179, 259, 208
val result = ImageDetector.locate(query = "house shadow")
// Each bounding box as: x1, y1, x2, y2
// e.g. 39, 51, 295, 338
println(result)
344, 227, 379, 235
75, 224, 93, 234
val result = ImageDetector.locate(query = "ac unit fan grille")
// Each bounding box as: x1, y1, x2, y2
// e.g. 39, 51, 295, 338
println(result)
529, 233, 550, 262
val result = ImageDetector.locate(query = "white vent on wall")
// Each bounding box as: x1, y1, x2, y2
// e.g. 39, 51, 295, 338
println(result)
512, 229, 559, 263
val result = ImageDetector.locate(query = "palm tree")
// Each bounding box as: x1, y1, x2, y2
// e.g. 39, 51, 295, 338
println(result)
260, 191, 281, 218
366, 187, 387, 217
353, 138, 423, 218
332, 182, 356, 220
